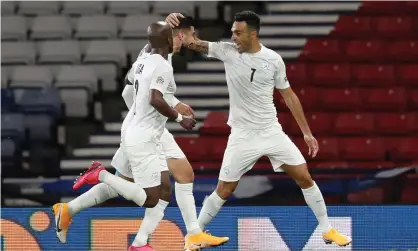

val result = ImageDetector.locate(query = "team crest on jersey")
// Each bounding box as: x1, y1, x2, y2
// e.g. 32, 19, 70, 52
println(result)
156, 76, 164, 85
262, 62, 271, 71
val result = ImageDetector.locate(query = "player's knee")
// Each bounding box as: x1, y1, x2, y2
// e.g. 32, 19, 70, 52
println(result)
104, 183, 118, 199
295, 172, 314, 189
216, 181, 238, 200
143, 193, 160, 208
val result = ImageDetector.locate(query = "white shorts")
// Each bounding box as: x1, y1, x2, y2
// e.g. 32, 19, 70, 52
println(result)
219, 123, 306, 182
111, 128, 185, 180
119, 139, 165, 188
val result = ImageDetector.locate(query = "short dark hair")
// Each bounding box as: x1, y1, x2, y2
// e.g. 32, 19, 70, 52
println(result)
234, 10, 260, 34
176, 16, 194, 29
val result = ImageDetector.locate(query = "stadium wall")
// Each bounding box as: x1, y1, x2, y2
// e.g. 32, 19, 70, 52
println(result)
1, 206, 417, 251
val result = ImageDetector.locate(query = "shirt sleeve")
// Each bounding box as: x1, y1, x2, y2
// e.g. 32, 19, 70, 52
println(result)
122, 84, 134, 109
149, 67, 173, 94
171, 96, 180, 107
208, 42, 237, 62
274, 59, 291, 90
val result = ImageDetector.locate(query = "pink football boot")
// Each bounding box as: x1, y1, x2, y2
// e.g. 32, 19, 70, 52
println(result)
73, 161, 105, 190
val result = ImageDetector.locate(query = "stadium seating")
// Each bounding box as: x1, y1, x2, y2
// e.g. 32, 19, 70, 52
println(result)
351, 64, 395, 86
310, 63, 350, 86
1, 16, 27, 41
31, 16, 73, 40
1, 42, 36, 65
62, 1, 105, 15
38, 40, 82, 64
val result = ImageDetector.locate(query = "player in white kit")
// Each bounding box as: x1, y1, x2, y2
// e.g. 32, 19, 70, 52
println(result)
69, 21, 198, 251
167, 11, 352, 247
52, 18, 228, 251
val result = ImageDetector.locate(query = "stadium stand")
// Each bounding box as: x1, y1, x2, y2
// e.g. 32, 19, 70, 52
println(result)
1, 1, 417, 206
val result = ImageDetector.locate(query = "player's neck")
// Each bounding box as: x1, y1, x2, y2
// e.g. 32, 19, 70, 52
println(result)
150, 48, 169, 60
247, 40, 262, 54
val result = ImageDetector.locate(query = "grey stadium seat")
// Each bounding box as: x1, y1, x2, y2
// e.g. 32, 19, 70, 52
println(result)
120, 15, 162, 38
75, 15, 118, 39
2, 68, 9, 87
38, 40, 81, 64
152, 1, 195, 17
1, 16, 27, 41
31, 16, 72, 40
1, 113, 25, 141
88, 64, 118, 91
62, 1, 105, 15
1, 42, 36, 65
59, 89, 90, 117
84, 40, 127, 67
18, 1, 60, 15
17, 88, 61, 118
124, 39, 148, 60
107, 1, 150, 15
25, 114, 54, 141
1, 1, 16, 15
10, 66, 53, 88
55, 65, 98, 93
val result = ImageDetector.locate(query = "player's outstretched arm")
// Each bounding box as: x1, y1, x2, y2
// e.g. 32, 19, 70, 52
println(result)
279, 87, 319, 158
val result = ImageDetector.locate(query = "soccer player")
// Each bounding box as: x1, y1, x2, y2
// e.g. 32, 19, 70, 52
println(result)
52, 18, 228, 251
167, 11, 352, 247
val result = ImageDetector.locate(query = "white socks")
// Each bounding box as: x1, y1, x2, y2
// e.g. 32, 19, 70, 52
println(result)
133, 199, 169, 247
197, 192, 226, 230
301, 182, 332, 233
175, 182, 201, 235
99, 170, 147, 206
68, 183, 118, 216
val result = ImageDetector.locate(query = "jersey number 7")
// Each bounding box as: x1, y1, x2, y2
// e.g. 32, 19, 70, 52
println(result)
250, 68, 256, 82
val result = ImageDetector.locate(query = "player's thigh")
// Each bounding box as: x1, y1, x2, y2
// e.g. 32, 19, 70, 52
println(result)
219, 131, 260, 182
123, 143, 164, 189
111, 146, 133, 179
265, 131, 306, 172
161, 129, 193, 183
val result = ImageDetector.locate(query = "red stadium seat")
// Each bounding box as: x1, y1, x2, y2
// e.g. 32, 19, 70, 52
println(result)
340, 138, 385, 161
409, 89, 418, 109
319, 88, 362, 111
288, 113, 335, 136
286, 62, 307, 86
362, 88, 407, 111
391, 138, 418, 161
291, 137, 308, 157
351, 64, 395, 86
209, 137, 228, 161
345, 40, 385, 62
405, 2, 418, 14
310, 63, 350, 86
375, 113, 418, 135
397, 64, 418, 86
275, 87, 318, 112
316, 137, 339, 161
299, 39, 342, 61
331, 16, 372, 38
373, 17, 414, 38
334, 113, 375, 136
175, 137, 210, 162
277, 112, 292, 133
386, 41, 418, 62
359, 1, 406, 15
200, 111, 230, 136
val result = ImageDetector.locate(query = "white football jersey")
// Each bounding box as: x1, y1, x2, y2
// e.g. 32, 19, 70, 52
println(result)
208, 42, 290, 129
122, 54, 176, 146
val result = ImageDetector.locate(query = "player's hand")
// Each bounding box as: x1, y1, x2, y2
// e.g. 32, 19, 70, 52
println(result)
175, 102, 195, 118
165, 13, 184, 28
180, 117, 196, 131
304, 134, 319, 158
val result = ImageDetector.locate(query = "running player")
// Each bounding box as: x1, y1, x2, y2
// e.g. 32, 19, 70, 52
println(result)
52, 18, 228, 251
167, 11, 352, 247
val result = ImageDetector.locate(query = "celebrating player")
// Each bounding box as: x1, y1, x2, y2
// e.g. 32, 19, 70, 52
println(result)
52, 18, 228, 251
167, 11, 352, 247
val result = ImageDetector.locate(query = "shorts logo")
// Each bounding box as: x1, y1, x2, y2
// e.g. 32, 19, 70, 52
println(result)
156, 76, 164, 85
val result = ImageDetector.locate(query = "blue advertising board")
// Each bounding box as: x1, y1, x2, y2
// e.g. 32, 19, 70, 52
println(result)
1, 206, 417, 251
